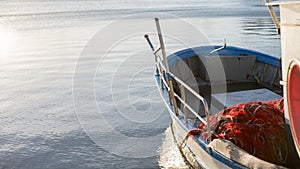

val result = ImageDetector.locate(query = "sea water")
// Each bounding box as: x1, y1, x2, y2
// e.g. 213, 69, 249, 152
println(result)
0, 0, 280, 168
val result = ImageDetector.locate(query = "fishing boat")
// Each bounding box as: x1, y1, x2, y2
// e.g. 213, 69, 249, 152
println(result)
145, 1, 300, 168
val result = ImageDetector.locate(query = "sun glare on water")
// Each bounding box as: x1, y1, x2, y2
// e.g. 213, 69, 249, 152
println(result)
0, 26, 16, 55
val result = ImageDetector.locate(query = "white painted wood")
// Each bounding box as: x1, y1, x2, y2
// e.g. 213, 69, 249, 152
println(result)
212, 88, 282, 107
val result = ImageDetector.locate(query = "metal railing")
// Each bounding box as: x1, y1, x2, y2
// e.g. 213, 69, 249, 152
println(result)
144, 18, 211, 142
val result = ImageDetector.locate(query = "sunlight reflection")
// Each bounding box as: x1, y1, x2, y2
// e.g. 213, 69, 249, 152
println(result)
0, 26, 15, 54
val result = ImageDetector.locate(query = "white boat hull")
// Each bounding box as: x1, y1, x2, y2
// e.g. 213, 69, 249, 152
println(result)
169, 111, 232, 169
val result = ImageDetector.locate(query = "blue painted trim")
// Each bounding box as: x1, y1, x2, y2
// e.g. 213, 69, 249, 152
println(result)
167, 45, 280, 68
166, 72, 171, 81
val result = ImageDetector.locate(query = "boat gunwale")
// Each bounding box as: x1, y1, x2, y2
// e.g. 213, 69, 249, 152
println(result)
167, 45, 280, 68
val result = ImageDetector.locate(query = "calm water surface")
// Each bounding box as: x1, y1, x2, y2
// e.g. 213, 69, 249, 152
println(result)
0, 0, 280, 168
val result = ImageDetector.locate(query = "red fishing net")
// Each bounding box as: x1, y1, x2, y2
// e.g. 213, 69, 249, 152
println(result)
190, 98, 289, 166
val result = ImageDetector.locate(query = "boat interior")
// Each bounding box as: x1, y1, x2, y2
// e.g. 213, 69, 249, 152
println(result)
169, 50, 282, 122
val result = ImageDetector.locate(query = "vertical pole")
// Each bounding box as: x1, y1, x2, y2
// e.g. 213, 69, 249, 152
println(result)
180, 84, 188, 121
144, 34, 159, 75
155, 18, 179, 116
265, 0, 280, 34
144, 34, 155, 51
